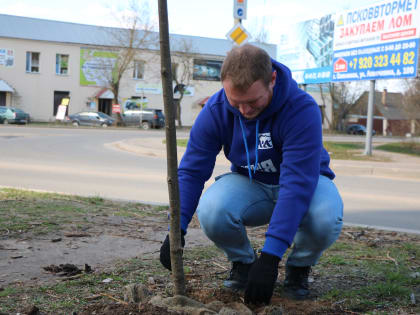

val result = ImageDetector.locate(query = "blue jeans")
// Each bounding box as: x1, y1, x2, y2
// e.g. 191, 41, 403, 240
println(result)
196, 173, 343, 267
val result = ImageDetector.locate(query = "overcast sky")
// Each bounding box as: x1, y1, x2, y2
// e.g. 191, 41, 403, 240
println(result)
0, 0, 405, 91
0, 0, 381, 43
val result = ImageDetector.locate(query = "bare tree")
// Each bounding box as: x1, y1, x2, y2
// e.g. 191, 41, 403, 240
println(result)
158, 0, 186, 296
318, 84, 331, 129
329, 82, 365, 131
249, 17, 269, 44
402, 78, 420, 134
171, 39, 195, 127
100, 0, 157, 123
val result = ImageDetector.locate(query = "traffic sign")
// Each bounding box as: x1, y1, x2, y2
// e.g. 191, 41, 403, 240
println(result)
226, 23, 251, 46
233, 0, 247, 20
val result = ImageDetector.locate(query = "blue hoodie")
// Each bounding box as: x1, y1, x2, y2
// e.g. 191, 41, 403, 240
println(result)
178, 59, 335, 259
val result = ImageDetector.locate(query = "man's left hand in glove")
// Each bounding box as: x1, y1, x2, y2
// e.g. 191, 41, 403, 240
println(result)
244, 252, 280, 305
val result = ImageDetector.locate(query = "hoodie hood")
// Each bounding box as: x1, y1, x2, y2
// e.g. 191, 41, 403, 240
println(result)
223, 59, 298, 121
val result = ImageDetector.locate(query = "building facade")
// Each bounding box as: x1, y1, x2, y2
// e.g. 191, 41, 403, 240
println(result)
0, 14, 277, 126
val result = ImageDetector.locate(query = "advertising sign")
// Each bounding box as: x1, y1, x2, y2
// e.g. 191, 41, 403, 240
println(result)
112, 104, 121, 114
55, 98, 70, 121
0, 48, 14, 67
193, 59, 222, 81
277, 14, 334, 84
135, 83, 162, 94
80, 48, 117, 86
332, 0, 420, 81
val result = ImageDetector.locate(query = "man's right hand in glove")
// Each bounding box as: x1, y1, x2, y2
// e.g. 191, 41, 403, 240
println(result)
159, 230, 186, 271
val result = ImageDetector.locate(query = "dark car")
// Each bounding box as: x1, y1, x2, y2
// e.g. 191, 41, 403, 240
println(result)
66, 111, 115, 127
346, 124, 376, 136
0, 106, 30, 124
121, 108, 165, 130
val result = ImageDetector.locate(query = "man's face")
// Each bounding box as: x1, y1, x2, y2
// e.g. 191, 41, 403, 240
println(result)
223, 71, 276, 120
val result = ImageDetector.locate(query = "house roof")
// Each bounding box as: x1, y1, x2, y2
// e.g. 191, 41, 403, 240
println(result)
373, 91, 406, 120
355, 90, 420, 120
0, 14, 277, 58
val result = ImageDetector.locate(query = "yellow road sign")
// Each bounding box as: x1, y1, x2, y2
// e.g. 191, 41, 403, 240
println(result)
226, 23, 251, 46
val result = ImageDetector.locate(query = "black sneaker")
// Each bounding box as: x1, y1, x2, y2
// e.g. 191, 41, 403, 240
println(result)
223, 261, 255, 291
284, 265, 311, 300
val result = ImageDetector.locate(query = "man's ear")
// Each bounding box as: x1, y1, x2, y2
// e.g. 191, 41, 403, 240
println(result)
270, 71, 277, 89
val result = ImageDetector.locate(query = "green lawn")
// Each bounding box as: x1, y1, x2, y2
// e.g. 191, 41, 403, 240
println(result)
376, 142, 420, 157
176, 139, 420, 160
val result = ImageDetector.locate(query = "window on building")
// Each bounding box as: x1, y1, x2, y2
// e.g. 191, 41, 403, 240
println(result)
193, 59, 222, 81
133, 60, 145, 79
26, 52, 40, 73
56, 54, 69, 75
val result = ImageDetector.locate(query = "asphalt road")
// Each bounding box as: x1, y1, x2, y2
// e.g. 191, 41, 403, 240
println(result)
1, 125, 419, 234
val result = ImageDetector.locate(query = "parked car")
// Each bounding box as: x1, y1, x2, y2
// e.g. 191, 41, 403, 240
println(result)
0, 106, 30, 124
121, 108, 165, 130
66, 111, 115, 127
346, 124, 376, 136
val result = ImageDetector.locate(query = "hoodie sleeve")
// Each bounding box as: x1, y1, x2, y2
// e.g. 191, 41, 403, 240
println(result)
262, 99, 322, 259
178, 104, 223, 232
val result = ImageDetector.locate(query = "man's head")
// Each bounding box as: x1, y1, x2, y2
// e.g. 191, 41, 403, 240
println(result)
221, 44, 276, 119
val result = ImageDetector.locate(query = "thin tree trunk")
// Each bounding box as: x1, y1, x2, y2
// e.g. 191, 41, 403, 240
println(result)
177, 93, 184, 128
157, 0, 185, 296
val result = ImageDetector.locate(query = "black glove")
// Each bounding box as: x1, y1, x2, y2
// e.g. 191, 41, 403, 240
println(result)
159, 230, 186, 271
244, 252, 280, 305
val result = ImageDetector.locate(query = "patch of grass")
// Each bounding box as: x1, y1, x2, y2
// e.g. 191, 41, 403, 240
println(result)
0, 287, 18, 298
321, 255, 351, 265
323, 141, 372, 160
0, 188, 168, 235
376, 141, 420, 157
176, 138, 188, 147
318, 234, 420, 313
175, 139, 394, 161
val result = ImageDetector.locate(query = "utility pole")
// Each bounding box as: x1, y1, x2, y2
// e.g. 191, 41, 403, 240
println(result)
364, 80, 375, 156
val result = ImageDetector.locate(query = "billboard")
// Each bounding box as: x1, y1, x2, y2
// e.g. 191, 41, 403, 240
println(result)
277, 14, 334, 84
80, 48, 117, 86
332, 0, 420, 81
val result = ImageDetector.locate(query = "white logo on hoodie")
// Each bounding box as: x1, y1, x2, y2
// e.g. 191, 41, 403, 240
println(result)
258, 133, 273, 150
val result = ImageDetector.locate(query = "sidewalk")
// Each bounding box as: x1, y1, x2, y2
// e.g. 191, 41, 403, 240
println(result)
111, 137, 420, 180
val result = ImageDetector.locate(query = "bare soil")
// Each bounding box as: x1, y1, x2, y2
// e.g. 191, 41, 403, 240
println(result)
1, 194, 419, 315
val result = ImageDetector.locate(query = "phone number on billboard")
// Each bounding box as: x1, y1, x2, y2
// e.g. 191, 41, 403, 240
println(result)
332, 38, 419, 81
353, 51, 416, 74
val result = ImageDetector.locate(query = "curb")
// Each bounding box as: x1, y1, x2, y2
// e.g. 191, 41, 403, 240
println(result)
112, 139, 420, 181
331, 162, 420, 180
